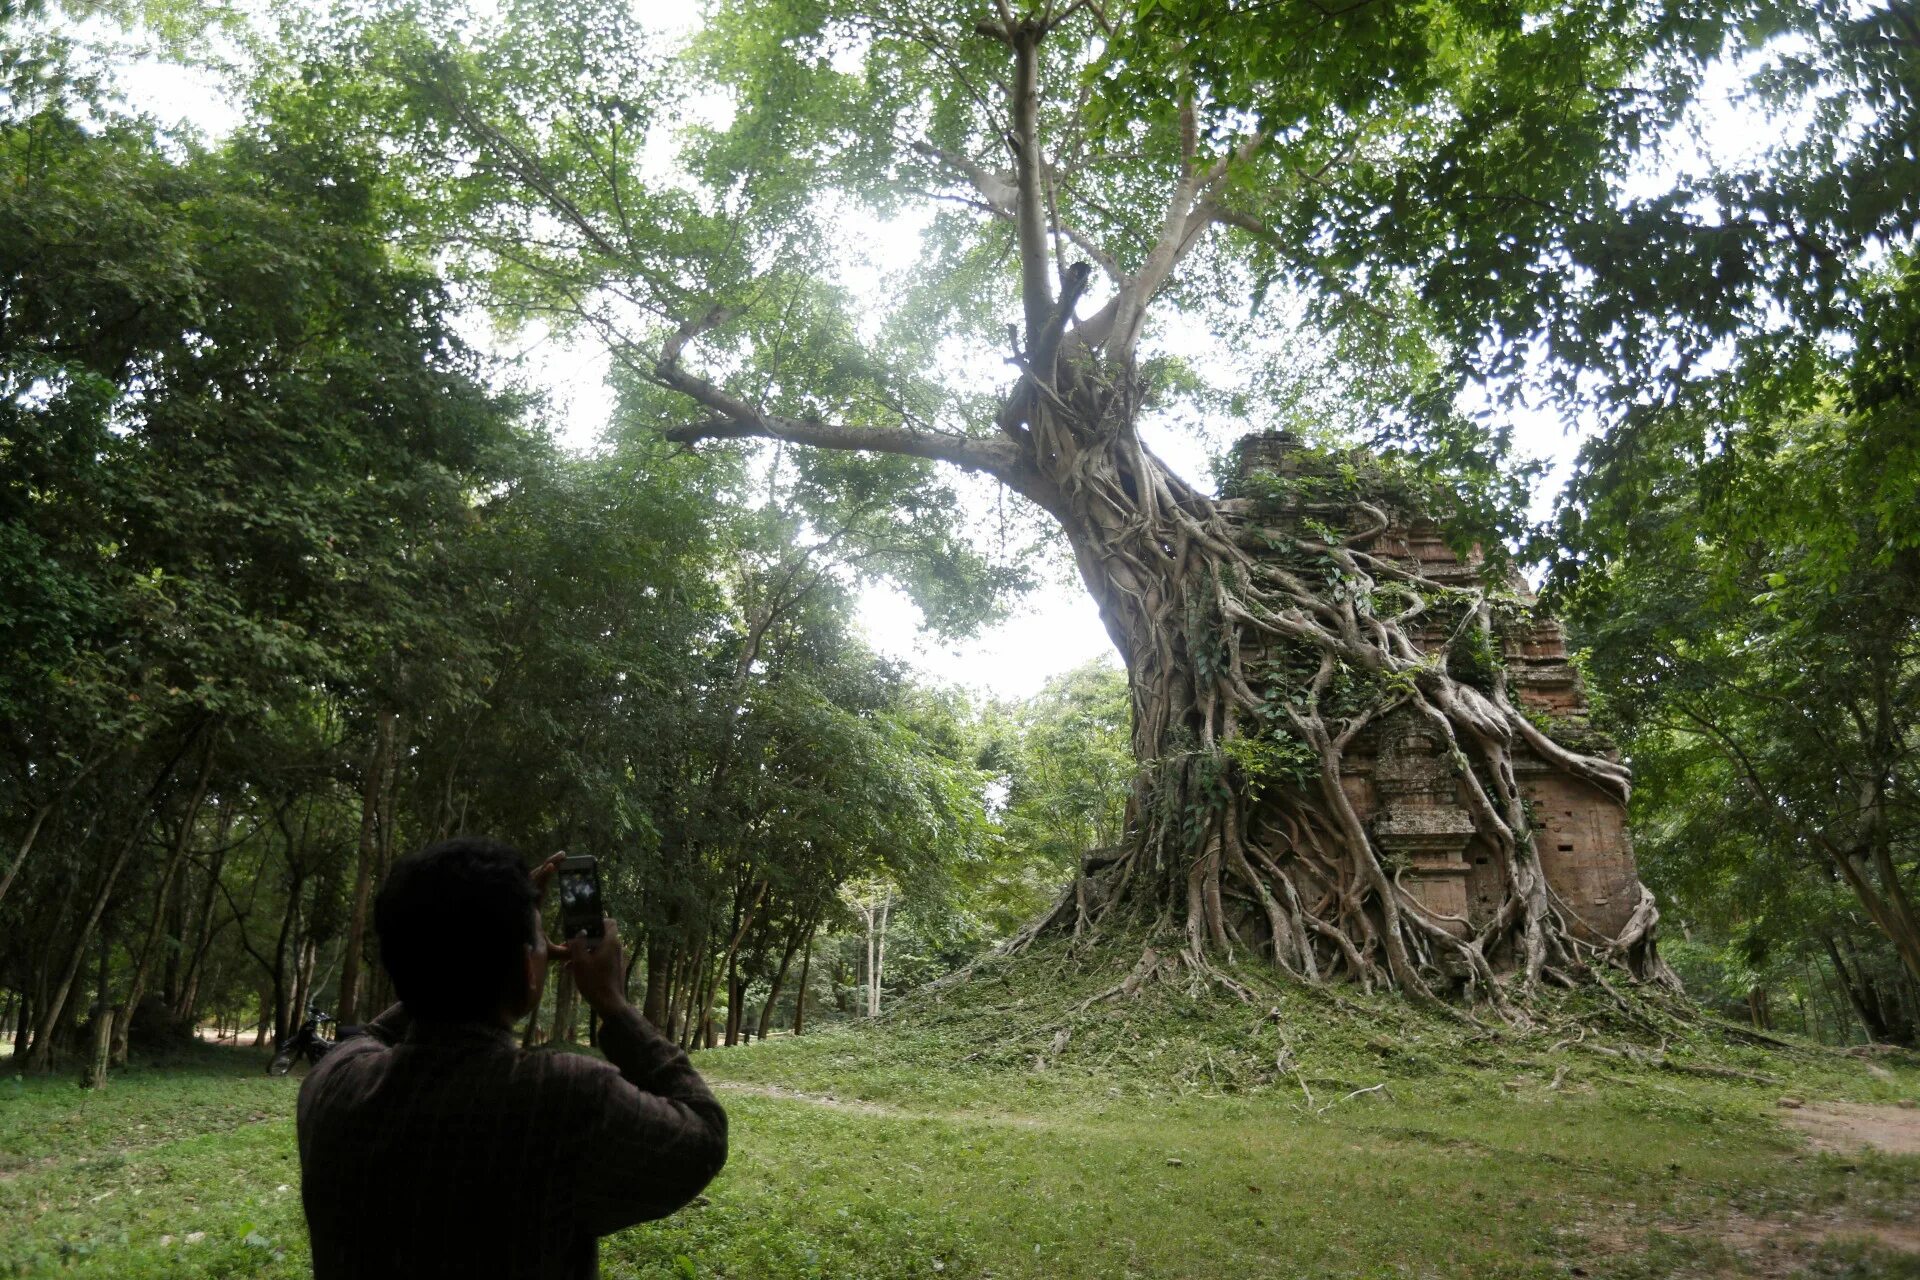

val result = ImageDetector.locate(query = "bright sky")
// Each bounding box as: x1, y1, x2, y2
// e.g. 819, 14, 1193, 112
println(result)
87, 3, 1746, 704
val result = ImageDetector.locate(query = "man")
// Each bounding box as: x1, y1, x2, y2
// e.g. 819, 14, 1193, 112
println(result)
297, 837, 727, 1279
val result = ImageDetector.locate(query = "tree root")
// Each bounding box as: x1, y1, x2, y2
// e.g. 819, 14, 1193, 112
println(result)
1004, 356, 1671, 1016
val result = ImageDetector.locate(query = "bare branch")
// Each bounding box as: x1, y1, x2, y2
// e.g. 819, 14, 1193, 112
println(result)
654, 340, 1024, 482
661, 406, 1025, 480
910, 140, 1018, 215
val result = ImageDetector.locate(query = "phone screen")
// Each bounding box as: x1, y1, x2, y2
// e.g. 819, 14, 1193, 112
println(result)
556, 857, 605, 941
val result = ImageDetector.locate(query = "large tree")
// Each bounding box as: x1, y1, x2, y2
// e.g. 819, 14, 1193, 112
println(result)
274, 0, 1916, 1004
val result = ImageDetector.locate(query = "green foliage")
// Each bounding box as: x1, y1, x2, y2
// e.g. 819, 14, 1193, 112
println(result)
1220, 733, 1318, 806
0, 29, 1015, 1066
1567, 298, 1920, 1035
987, 661, 1131, 846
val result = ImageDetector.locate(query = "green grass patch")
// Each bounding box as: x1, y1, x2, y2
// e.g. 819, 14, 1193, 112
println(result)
4, 945, 1918, 1278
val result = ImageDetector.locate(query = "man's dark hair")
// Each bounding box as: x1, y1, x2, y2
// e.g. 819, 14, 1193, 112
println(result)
375, 837, 538, 1022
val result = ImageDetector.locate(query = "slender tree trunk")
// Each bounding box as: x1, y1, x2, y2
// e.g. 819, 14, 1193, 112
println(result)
549, 966, 578, 1045
641, 936, 672, 1028
270, 883, 301, 1047
1826, 935, 1885, 1043
863, 907, 876, 1018
0, 802, 56, 909
174, 848, 229, 1024
680, 956, 707, 1052
698, 879, 766, 1049
522, 967, 545, 1043
337, 711, 395, 1024
660, 945, 684, 1041
289, 933, 316, 1032
25, 822, 151, 1073
872, 898, 891, 1017
161, 874, 187, 1009
796, 919, 822, 1033
112, 745, 215, 1065
1814, 953, 1856, 1044
723, 953, 743, 1047
679, 944, 711, 1052
0, 751, 107, 908
758, 920, 808, 1040
187, 956, 224, 1036
81, 1006, 113, 1090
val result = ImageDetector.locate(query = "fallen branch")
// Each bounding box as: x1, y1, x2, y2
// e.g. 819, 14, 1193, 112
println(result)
1316, 1082, 1394, 1114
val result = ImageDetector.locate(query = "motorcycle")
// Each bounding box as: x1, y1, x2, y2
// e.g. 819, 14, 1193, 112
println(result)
267, 1005, 336, 1076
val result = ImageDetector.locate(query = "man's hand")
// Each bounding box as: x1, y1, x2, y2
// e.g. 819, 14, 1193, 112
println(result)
557, 919, 629, 1016
530, 852, 566, 912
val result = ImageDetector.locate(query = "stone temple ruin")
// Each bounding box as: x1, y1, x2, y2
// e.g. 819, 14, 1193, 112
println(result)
1228, 432, 1643, 945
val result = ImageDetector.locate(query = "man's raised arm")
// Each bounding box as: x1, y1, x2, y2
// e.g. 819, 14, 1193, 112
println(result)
562, 921, 729, 1235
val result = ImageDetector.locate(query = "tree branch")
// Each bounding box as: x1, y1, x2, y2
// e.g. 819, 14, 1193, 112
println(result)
1007, 24, 1056, 346
654, 344, 1024, 481
1109, 130, 1269, 358
914, 140, 1125, 286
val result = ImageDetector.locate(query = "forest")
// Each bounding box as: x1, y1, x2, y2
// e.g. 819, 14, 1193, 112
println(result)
2, 0, 1919, 1276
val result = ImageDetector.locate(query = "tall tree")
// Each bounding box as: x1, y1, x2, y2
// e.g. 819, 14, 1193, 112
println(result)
273, 0, 1804, 1002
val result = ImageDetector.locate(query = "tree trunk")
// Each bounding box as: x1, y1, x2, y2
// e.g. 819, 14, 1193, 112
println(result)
113, 745, 215, 1065
723, 952, 743, 1047
337, 711, 395, 1024
758, 920, 809, 1041
361, 732, 402, 1019
549, 966, 578, 1046
0, 801, 56, 909
81, 1006, 113, 1090
174, 842, 229, 1025
289, 933, 317, 1032
679, 955, 707, 1052
795, 920, 821, 1034
161, 873, 187, 1010
643, 936, 672, 1026
697, 878, 766, 1049
873, 898, 890, 1016
520, 958, 546, 1047
1826, 935, 1886, 1043
270, 882, 301, 1047
13, 991, 30, 1059
863, 906, 877, 1018
24, 824, 147, 1073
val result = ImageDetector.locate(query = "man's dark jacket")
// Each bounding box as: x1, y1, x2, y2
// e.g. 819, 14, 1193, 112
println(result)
296, 1003, 727, 1279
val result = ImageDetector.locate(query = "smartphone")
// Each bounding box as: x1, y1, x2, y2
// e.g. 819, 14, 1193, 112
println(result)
555, 855, 606, 942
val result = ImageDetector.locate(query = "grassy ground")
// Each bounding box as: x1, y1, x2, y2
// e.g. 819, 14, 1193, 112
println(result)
3, 944, 1918, 1279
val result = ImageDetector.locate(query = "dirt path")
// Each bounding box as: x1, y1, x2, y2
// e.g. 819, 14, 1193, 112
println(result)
1780, 1101, 1920, 1156
710, 1080, 1070, 1132
712, 1080, 903, 1117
